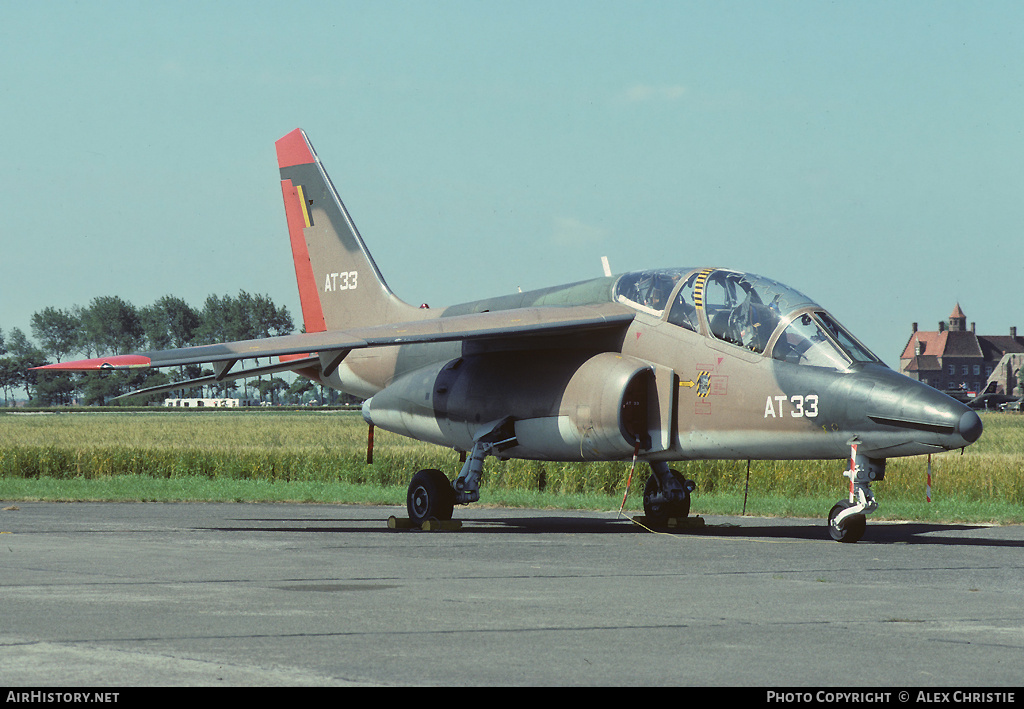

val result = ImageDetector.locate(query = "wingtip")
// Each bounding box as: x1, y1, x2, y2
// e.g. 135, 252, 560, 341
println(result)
32, 355, 152, 372
276, 128, 315, 169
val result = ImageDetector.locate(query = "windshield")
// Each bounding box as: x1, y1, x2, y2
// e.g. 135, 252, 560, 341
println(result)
770, 310, 881, 368
617, 267, 882, 369
771, 313, 853, 368
815, 311, 879, 363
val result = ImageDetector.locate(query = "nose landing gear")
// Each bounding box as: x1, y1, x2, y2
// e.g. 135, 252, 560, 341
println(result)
828, 444, 884, 543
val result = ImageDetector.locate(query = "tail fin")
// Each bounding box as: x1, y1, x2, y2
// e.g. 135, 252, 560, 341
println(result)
276, 128, 421, 333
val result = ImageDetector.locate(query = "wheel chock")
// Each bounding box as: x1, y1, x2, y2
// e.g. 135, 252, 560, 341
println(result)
387, 516, 462, 531
422, 519, 462, 531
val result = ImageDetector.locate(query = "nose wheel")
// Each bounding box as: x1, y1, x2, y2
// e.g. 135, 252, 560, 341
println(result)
827, 501, 866, 543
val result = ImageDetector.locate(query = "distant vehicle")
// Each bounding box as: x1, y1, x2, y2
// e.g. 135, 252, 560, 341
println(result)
999, 399, 1024, 412
36, 129, 984, 543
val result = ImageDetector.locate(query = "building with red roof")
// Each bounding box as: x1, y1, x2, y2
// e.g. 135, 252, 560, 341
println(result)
899, 304, 1024, 399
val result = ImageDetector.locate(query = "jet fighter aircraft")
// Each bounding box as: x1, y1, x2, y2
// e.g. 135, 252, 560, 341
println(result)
37, 129, 983, 542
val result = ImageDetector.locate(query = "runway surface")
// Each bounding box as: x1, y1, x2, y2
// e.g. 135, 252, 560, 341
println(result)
1, 502, 1022, 687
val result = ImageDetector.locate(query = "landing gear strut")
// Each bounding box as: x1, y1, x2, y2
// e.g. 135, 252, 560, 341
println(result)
643, 461, 696, 527
828, 444, 884, 543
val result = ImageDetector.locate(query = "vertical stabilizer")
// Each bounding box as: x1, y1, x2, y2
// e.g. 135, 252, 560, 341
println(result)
276, 129, 420, 332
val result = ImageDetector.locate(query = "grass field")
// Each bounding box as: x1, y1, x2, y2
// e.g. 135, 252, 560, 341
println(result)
1, 408, 1022, 523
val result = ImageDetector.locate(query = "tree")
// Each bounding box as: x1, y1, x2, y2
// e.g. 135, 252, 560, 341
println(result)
69, 297, 145, 402
195, 293, 238, 345
196, 291, 293, 345
255, 376, 289, 405
195, 291, 294, 398
140, 296, 202, 394
285, 377, 315, 404
79, 296, 144, 357
0, 358, 19, 406
140, 296, 200, 351
80, 372, 127, 407
19, 290, 294, 404
249, 292, 294, 339
4, 328, 47, 402
235, 291, 293, 398
35, 371, 77, 406
31, 306, 80, 363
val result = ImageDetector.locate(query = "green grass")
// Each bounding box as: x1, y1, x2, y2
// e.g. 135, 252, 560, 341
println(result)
1, 409, 1022, 524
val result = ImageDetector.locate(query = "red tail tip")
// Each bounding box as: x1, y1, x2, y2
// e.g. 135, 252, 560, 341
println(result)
276, 128, 315, 169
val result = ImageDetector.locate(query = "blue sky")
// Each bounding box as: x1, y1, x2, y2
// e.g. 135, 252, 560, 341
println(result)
2, 1, 1022, 368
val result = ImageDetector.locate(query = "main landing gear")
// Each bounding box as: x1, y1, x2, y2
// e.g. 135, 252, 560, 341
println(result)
828, 444, 884, 543
406, 433, 700, 528
405, 420, 517, 525
642, 461, 696, 527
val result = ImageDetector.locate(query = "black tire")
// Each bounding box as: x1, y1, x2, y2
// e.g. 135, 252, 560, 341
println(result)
643, 469, 691, 527
827, 501, 866, 543
407, 469, 455, 524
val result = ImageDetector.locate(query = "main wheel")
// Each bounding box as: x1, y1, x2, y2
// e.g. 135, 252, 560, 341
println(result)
827, 501, 866, 543
407, 469, 455, 524
643, 469, 691, 527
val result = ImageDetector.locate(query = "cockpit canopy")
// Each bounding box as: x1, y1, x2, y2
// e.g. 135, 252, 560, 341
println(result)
614, 267, 880, 370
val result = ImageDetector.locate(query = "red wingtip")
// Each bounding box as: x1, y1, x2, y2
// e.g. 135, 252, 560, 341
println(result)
32, 355, 152, 372
276, 128, 315, 169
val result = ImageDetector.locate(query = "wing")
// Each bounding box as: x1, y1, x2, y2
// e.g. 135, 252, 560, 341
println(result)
33, 303, 635, 397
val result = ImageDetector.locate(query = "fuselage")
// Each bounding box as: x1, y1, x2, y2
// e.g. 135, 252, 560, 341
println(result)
340, 267, 982, 463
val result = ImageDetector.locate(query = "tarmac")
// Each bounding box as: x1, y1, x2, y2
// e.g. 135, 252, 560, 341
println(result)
1, 501, 1022, 687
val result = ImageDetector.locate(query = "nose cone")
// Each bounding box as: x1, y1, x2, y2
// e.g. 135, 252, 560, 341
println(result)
958, 409, 983, 444
832, 365, 985, 455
